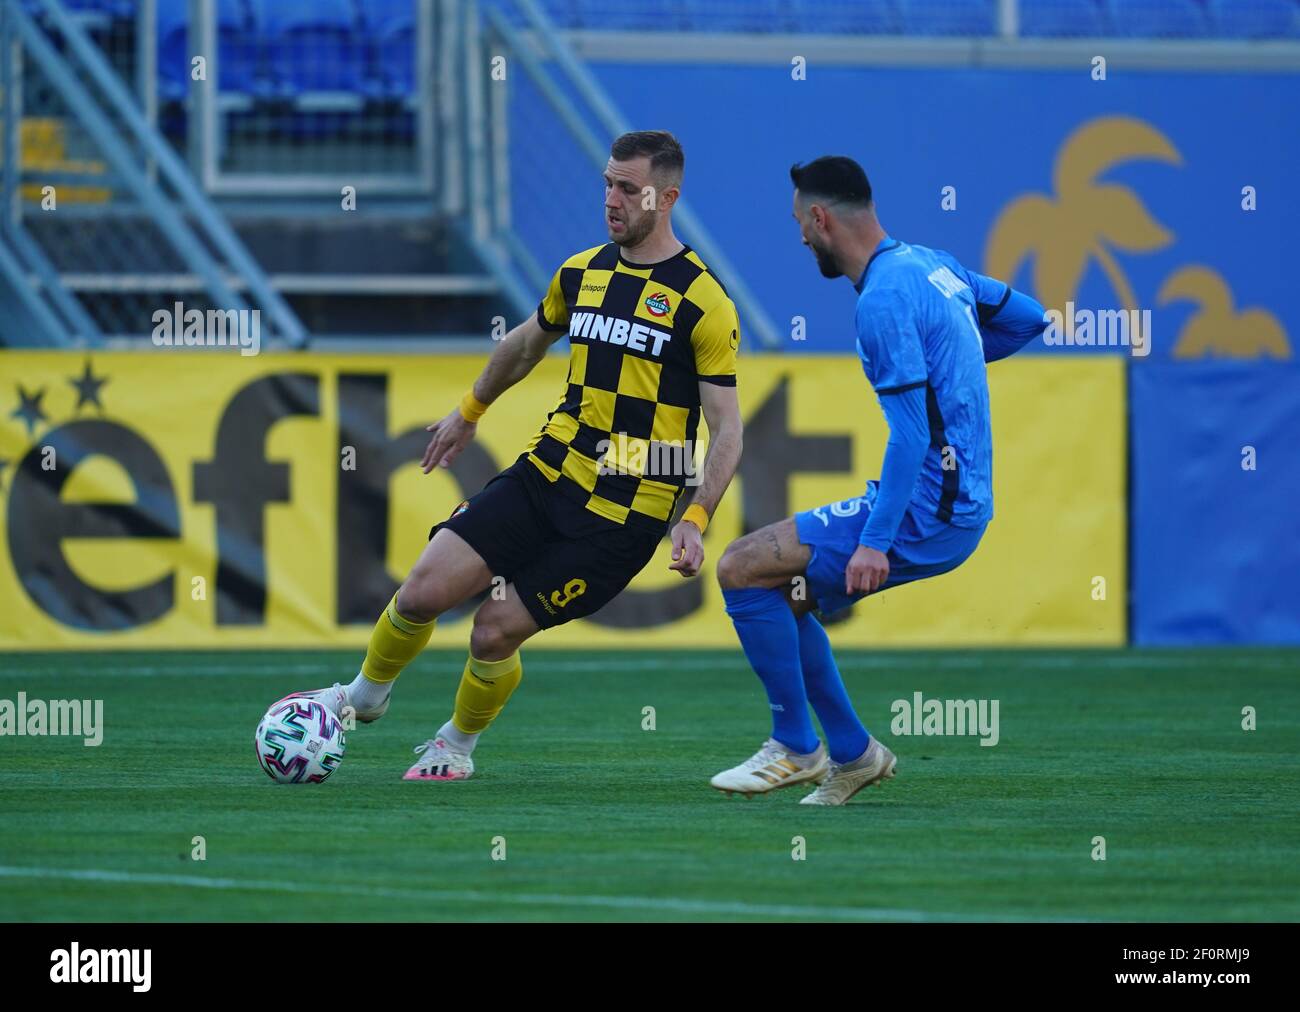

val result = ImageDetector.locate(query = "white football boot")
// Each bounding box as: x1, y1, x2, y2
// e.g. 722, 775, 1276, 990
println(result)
278, 682, 389, 725
402, 738, 474, 781
710, 738, 829, 797
798, 737, 897, 806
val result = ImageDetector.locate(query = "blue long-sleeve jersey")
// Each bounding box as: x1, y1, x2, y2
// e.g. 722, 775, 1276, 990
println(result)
853, 237, 1046, 552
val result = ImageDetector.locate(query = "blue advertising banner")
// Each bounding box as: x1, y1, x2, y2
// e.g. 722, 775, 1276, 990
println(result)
1131, 361, 1300, 644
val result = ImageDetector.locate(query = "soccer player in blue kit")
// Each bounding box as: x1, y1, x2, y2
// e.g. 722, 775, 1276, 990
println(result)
710, 156, 1048, 805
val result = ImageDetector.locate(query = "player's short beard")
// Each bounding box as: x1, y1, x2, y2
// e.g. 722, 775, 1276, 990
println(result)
809, 235, 841, 278
613, 208, 657, 248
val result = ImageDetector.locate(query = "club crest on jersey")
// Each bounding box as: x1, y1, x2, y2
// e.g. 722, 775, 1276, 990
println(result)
644, 292, 671, 317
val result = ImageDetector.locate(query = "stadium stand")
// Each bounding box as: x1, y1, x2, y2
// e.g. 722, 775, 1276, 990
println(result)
1020, 0, 1114, 36
157, 0, 186, 101
258, 0, 369, 96
525, 0, 1300, 37
789, 0, 901, 34
70, 0, 1300, 118
1209, 0, 1300, 38
898, 0, 995, 36
361, 0, 418, 99
1110, 0, 1213, 38
21, 0, 1300, 48
156, 0, 267, 98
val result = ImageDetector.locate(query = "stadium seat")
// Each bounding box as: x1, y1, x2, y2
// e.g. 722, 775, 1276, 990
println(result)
156, 0, 187, 101
789, 0, 901, 34
360, 0, 416, 98
1207, 0, 1300, 38
544, 1, 693, 31
1020, 0, 1114, 36
899, 0, 996, 36
682, 0, 787, 33
1108, 0, 1213, 38
156, 0, 184, 36
157, 0, 266, 99
21, 0, 130, 27
222, 0, 267, 96
63, 0, 137, 16
256, 0, 368, 94
16, 0, 124, 10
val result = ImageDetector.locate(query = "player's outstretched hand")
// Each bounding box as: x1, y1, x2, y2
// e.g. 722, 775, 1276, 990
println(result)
668, 519, 705, 578
421, 408, 477, 474
845, 545, 889, 596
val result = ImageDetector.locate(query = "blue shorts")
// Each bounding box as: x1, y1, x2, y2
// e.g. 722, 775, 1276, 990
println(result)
794, 482, 987, 615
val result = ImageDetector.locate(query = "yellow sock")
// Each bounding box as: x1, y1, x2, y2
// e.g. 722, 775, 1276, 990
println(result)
360, 593, 435, 685
452, 652, 523, 734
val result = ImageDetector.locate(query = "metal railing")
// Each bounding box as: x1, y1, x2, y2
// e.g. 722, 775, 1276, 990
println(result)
477, 0, 784, 347
0, 0, 305, 343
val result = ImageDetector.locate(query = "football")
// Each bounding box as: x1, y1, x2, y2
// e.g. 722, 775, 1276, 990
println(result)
254, 698, 346, 784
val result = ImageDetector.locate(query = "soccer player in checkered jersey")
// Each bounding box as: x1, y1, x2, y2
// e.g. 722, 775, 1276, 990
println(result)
287, 131, 743, 781
709, 156, 1047, 804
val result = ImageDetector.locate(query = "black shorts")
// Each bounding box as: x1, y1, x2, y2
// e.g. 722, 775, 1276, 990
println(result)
431, 458, 662, 629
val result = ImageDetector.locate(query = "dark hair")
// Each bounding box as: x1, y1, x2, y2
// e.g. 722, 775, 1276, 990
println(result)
790, 156, 873, 207
611, 130, 684, 183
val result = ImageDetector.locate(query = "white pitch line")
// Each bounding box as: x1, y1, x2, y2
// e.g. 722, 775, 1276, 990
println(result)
0, 865, 1071, 923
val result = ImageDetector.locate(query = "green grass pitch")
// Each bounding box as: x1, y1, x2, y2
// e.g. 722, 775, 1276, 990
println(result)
1, 648, 1297, 922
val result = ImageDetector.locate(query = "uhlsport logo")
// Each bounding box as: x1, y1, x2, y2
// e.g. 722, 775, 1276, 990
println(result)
644, 292, 671, 317
49, 943, 151, 991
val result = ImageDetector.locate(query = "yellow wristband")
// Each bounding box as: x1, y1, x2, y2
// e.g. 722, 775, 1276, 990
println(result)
459, 391, 488, 423
682, 504, 710, 533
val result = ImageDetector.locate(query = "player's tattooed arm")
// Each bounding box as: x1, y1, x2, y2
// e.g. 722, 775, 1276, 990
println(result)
421, 314, 564, 473
670, 382, 743, 577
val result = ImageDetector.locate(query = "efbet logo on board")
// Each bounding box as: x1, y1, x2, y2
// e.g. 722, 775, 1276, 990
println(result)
644, 292, 671, 317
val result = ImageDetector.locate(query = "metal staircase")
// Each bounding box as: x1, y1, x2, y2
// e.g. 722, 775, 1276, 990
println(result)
0, 0, 779, 348
0, 0, 303, 345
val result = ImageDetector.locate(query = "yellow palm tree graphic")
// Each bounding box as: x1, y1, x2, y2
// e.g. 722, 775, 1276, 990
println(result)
985, 116, 1181, 315
1160, 266, 1290, 360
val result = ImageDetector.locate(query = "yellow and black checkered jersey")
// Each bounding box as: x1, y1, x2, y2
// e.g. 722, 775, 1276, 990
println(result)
526, 241, 740, 533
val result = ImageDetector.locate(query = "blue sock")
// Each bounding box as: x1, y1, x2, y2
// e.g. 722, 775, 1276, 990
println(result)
723, 588, 820, 755
796, 612, 871, 763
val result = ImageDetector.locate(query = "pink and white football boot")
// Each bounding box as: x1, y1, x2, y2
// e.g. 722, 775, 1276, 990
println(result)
402, 738, 474, 781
